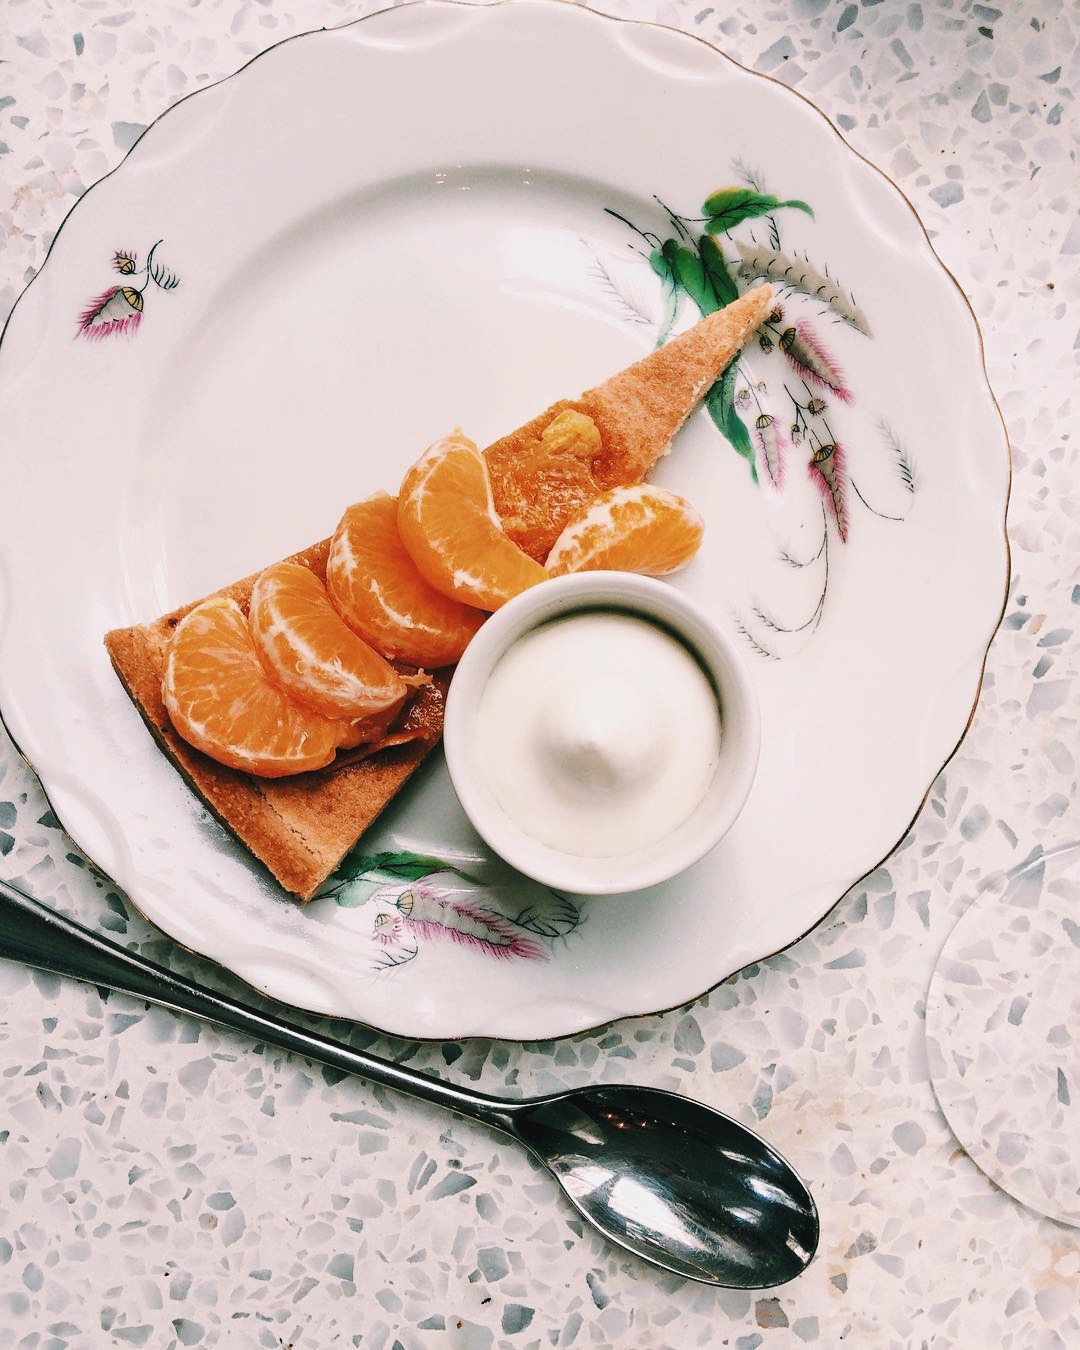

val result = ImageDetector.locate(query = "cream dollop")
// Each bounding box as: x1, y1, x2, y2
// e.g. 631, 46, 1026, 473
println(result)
476, 609, 722, 859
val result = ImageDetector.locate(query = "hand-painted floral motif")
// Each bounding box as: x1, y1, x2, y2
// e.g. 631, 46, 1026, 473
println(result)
318, 850, 582, 973
77, 241, 180, 340
596, 164, 918, 656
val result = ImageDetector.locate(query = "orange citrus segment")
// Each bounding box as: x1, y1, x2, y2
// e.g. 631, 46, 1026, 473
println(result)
163, 597, 355, 777
249, 561, 409, 720
327, 492, 487, 668
397, 431, 547, 611
545, 484, 705, 577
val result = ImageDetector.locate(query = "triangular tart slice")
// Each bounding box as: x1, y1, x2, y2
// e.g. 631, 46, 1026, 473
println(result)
105, 286, 771, 898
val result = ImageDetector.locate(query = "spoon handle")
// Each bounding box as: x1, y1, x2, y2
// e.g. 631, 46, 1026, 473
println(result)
0, 876, 515, 1132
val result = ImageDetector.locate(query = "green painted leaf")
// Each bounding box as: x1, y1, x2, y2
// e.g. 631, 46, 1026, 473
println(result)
706, 361, 757, 480
661, 239, 718, 317
329, 849, 488, 905
334, 877, 383, 907
642, 231, 759, 482
702, 188, 813, 233
699, 235, 739, 307
649, 247, 681, 346
334, 849, 480, 886
648, 247, 668, 283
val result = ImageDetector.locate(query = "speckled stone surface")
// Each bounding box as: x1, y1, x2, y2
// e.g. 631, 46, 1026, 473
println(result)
1, 1, 1078, 1346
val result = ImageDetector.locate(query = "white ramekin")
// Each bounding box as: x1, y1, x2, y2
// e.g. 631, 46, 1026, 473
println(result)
443, 571, 761, 895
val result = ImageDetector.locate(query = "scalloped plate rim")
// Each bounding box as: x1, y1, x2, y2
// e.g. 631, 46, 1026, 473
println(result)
0, 0, 1010, 1041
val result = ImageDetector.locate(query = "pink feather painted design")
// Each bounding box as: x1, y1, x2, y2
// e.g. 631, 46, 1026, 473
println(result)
76, 241, 180, 341
77, 287, 143, 340
780, 321, 852, 403
808, 441, 850, 542
373, 884, 549, 961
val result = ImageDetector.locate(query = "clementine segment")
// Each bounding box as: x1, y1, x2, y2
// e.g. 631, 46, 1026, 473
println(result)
545, 484, 705, 577
327, 493, 486, 668
249, 561, 409, 720
162, 597, 354, 777
397, 431, 546, 611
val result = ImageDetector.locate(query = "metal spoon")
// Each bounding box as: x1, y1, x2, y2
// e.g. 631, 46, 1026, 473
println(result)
0, 877, 818, 1287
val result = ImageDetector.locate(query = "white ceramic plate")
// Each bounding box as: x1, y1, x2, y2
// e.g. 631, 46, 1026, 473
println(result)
0, 1, 1008, 1039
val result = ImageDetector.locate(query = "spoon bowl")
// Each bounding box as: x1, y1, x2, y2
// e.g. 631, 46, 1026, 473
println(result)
510, 1085, 817, 1286
0, 876, 818, 1288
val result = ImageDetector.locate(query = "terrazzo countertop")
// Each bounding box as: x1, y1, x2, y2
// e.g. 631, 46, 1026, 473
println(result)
2, 0, 1078, 1346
